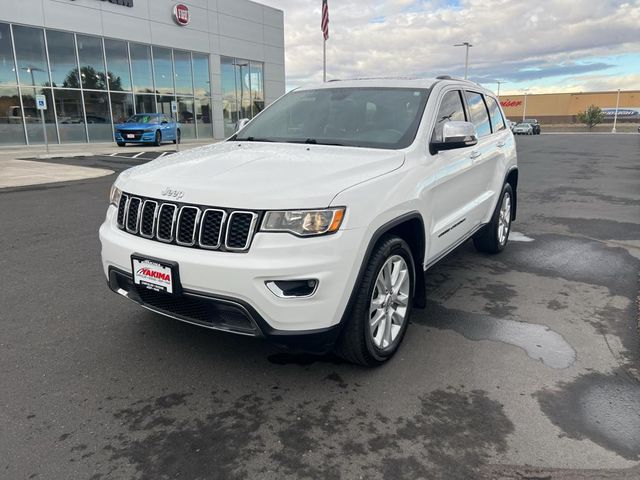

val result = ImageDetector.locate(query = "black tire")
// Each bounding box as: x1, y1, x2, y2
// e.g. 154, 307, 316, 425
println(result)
117, 142, 126, 147
473, 183, 514, 254
173, 129, 181, 144
154, 130, 162, 146
334, 235, 415, 367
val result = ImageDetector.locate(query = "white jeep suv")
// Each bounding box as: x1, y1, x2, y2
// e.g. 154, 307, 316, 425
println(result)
100, 78, 518, 366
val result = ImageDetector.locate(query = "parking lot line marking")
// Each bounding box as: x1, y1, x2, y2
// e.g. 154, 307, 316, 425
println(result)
132, 152, 145, 159
510, 232, 535, 242
158, 152, 168, 158
109, 153, 117, 157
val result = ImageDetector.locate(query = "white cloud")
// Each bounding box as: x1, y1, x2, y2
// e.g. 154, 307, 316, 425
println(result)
259, 0, 640, 92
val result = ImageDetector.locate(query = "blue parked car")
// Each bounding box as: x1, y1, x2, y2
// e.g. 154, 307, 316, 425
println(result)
114, 113, 180, 147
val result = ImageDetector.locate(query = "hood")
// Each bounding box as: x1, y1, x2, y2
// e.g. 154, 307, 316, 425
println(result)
116, 141, 405, 209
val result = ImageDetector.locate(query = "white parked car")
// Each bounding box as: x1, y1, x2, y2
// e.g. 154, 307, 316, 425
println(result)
513, 122, 534, 135
100, 78, 518, 366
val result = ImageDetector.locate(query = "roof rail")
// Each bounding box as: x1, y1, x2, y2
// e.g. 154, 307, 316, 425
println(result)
436, 75, 452, 80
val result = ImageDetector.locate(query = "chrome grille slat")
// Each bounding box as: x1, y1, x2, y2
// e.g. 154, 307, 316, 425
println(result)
126, 197, 142, 233
225, 211, 258, 251
176, 206, 201, 247
117, 193, 258, 253
199, 209, 227, 250
117, 194, 129, 228
140, 200, 158, 238
156, 204, 178, 242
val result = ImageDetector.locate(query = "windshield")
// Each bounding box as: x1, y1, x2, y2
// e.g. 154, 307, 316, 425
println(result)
234, 87, 430, 149
126, 114, 160, 124
523, 119, 536, 123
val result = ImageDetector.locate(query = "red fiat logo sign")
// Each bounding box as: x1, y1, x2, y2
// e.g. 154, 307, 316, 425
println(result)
173, 4, 190, 26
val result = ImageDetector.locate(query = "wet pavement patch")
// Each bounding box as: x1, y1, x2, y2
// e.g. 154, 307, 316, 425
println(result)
420, 304, 577, 369
499, 233, 638, 298
536, 371, 640, 460
95, 387, 514, 479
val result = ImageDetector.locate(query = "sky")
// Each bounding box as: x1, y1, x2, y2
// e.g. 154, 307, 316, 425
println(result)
259, 0, 640, 96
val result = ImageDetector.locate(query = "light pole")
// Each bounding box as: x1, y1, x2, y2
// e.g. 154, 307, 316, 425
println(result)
522, 89, 530, 122
496, 80, 506, 97
612, 88, 621, 133
453, 42, 473, 80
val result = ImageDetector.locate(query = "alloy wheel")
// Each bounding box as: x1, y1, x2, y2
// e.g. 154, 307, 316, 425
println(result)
369, 255, 410, 349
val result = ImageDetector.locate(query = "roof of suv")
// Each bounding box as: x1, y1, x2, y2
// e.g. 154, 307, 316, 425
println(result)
296, 77, 481, 91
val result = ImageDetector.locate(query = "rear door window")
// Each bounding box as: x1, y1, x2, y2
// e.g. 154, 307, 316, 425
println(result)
432, 90, 466, 142
464, 91, 491, 138
485, 96, 506, 132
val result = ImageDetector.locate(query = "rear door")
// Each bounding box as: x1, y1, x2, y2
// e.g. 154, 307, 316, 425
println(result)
462, 91, 503, 226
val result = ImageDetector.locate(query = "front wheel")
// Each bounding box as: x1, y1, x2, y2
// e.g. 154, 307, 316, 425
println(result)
154, 130, 162, 146
335, 235, 415, 366
473, 183, 513, 254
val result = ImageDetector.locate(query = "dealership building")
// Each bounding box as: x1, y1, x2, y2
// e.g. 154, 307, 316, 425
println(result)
0, 0, 285, 145
499, 90, 640, 125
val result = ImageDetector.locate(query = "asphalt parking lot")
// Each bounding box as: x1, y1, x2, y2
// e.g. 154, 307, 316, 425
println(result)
1, 135, 639, 479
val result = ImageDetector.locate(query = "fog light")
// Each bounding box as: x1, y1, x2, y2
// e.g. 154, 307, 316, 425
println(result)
266, 280, 318, 298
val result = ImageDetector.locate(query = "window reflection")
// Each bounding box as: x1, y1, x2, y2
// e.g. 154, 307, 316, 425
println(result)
130, 43, 153, 93
135, 94, 156, 114
13, 26, 50, 87
55, 89, 86, 142
110, 92, 134, 124
104, 39, 131, 92
192, 53, 210, 96
221, 56, 264, 136
0, 86, 25, 144
173, 50, 193, 95
0, 23, 17, 85
77, 35, 106, 90
195, 97, 212, 138
84, 90, 112, 141
153, 47, 173, 94
22, 87, 58, 143
47, 30, 79, 88
177, 96, 195, 139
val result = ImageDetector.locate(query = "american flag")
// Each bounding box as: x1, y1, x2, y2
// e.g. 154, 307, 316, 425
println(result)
321, 0, 329, 41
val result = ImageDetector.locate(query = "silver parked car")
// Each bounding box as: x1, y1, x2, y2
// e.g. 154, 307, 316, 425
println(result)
513, 122, 534, 135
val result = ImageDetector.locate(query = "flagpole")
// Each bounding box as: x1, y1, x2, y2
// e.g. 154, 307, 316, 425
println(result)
323, 38, 326, 82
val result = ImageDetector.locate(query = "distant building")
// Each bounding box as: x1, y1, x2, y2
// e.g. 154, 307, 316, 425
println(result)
499, 90, 640, 124
0, 0, 285, 145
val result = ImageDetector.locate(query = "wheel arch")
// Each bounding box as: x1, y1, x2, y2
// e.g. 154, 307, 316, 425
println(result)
340, 212, 427, 333
505, 167, 518, 221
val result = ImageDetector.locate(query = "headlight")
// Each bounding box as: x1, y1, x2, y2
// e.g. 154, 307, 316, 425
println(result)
261, 208, 345, 236
109, 184, 122, 207
144, 128, 154, 133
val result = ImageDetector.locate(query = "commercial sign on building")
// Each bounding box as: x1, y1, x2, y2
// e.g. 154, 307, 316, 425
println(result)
173, 4, 190, 25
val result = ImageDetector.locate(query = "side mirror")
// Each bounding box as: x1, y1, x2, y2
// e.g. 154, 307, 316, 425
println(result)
431, 121, 478, 152
161, 120, 168, 124
236, 118, 250, 132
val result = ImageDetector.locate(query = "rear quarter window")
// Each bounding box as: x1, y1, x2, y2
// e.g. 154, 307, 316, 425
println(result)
485, 96, 506, 132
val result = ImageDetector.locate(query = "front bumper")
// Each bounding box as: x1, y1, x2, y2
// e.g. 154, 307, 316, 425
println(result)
99, 205, 365, 341
115, 131, 156, 143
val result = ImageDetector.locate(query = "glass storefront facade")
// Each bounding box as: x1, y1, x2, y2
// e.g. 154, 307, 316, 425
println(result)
221, 56, 265, 137
0, 22, 224, 144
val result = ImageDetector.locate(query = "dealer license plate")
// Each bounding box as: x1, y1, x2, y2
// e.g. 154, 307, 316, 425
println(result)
127, 134, 135, 139
132, 256, 176, 293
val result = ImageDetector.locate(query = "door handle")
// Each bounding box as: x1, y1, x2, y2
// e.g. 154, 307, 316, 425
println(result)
497, 141, 506, 148
470, 151, 481, 159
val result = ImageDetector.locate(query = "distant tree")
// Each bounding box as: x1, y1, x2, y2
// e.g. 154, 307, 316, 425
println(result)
576, 105, 605, 130
60, 66, 120, 90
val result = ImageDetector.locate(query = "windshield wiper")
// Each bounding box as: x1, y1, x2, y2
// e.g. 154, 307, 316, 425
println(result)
236, 136, 276, 142
289, 138, 348, 147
